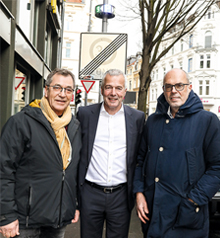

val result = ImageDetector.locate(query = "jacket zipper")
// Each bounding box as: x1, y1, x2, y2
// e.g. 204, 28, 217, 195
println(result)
57, 170, 65, 227
26, 186, 33, 227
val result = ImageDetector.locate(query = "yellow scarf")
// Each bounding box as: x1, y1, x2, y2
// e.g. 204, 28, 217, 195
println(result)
39, 97, 72, 170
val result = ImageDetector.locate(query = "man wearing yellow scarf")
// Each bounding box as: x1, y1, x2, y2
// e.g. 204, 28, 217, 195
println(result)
0, 68, 82, 238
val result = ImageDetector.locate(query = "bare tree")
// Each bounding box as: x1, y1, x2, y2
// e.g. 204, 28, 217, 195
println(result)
133, 0, 216, 114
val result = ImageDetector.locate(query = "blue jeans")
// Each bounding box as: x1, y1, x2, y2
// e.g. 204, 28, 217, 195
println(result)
14, 226, 66, 238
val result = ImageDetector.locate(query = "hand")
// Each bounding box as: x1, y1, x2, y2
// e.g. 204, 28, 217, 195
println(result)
71, 210, 80, 223
0, 220, 19, 238
136, 192, 149, 224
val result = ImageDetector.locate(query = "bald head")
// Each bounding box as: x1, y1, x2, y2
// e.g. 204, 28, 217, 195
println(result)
163, 69, 190, 85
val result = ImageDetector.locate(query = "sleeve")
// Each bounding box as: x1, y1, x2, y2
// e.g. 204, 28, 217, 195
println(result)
133, 122, 148, 194
188, 114, 220, 205
0, 116, 26, 226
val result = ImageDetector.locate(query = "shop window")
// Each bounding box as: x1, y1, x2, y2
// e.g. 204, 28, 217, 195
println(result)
14, 70, 27, 114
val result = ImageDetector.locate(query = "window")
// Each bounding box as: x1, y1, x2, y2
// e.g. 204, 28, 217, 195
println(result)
156, 70, 158, 80
172, 47, 174, 55
152, 71, 155, 81
199, 81, 203, 95
205, 31, 212, 48
188, 58, 192, 72
171, 64, 174, 69
200, 55, 211, 69
206, 80, 210, 95
129, 81, 132, 90
207, 54, 211, 68
65, 15, 74, 31
179, 61, 183, 69
189, 34, 193, 48
65, 42, 71, 58
181, 39, 184, 51
199, 80, 210, 95
163, 67, 166, 76
200, 55, 204, 68
152, 89, 155, 101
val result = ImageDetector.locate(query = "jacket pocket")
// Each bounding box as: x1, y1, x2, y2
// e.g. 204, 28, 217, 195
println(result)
174, 198, 205, 230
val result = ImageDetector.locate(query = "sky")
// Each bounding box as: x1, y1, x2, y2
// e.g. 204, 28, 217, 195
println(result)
97, 0, 142, 56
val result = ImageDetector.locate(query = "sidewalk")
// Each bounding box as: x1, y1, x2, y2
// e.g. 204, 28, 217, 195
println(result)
64, 209, 142, 238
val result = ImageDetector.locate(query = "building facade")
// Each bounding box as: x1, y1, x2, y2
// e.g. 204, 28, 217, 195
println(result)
0, 0, 66, 131
149, 4, 220, 118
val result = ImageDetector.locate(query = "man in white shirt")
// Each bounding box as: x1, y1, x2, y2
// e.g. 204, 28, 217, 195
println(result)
77, 69, 145, 238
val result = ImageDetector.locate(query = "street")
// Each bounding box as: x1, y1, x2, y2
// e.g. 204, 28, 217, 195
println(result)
64, 209, 142, 238
64, 209, 220, 238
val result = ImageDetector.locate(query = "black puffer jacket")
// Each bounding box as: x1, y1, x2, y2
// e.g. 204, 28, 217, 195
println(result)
0, 104, 81, 229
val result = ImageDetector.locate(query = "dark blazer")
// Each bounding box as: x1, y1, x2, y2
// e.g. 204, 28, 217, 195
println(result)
77, 103, 145, 211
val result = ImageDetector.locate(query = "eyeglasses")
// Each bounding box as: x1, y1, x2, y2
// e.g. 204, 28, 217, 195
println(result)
48, 85, 74, 95
163, 83, 190, 92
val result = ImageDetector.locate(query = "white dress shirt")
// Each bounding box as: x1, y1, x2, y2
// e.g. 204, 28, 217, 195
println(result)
85, 103, 127, 186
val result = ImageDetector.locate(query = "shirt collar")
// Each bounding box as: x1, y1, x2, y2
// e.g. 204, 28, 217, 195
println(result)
167, 106, 174, 119
100, 102, 124, 116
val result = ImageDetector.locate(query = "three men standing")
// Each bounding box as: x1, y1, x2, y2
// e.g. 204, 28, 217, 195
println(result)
0, 68, 81, 238
134, 68, 220, 238
77, 69, 145, 238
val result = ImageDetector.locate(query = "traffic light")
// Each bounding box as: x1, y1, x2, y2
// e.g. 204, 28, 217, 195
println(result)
75, 87, 82, 106
21, 87, 26, 101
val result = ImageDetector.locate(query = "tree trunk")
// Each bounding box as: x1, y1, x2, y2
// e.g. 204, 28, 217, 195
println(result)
137, 46, 151, 115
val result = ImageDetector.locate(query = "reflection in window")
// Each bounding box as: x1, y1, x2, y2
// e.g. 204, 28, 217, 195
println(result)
17, 0, 32, 40
45, 23, 52, 67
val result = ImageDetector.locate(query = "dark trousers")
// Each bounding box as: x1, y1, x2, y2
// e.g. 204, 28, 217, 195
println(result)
13, 226, 66, 238
80, 182, 131, 238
